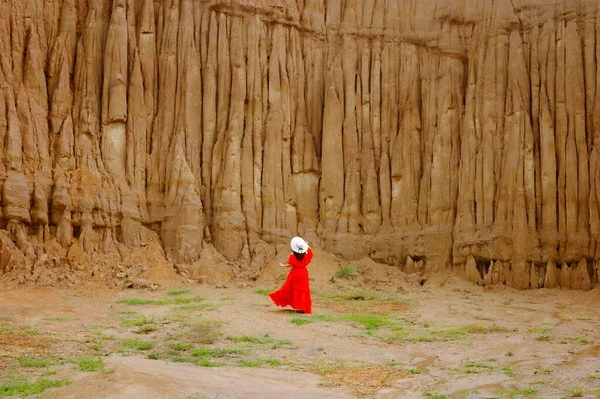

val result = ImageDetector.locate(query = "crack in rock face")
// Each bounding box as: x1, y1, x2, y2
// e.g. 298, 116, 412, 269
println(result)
0, 0, 599, 290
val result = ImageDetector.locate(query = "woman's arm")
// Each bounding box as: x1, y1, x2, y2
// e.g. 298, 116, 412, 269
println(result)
279, 263, 292, 267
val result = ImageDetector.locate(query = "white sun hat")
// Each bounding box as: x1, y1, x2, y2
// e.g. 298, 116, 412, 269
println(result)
290, 236, 308, 254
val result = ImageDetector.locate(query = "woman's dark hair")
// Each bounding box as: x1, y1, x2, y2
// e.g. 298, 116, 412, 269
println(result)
293, 251, 305, 260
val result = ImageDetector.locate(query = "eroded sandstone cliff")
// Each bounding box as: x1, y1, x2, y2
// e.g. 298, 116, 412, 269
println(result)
1, 0, 599, 289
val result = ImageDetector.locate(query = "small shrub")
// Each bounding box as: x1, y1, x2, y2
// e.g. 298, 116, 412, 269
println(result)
567, 385, 584, 397
186, 321, 221, 345
134, 325, 156, 334
335, 264, 357, 278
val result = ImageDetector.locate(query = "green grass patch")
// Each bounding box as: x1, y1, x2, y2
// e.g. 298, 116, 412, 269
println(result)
226, 335, 292, 347
237, 359, 261, 367
122, 298, 169, 306
147, 353, 160, 360
166, 290, 191, 296
342, 314, 403, 331
77, 357, 104, 372
266, 358, 282, 367
171, 304, 212, 313
501, 366, 515, 377
172, 296, 204, 305
192, 347, 246, 358
566, 384, 584, 397
254, 289, 271, 296
464, 368, 480, 374
335, 264, 357, 278
405, 368, 421, 374
427, 324, 510, 341
423, 390, 447, 399
527, 326, 556, 334
19, 357, 54, 368
560, 336, 589, 345
170, 342, 193, 351
122, 338, 154, 351
0, 376, 70, 397
500, 387, 538, 398
134, 325, 156, 334
118, 298, 168, 306
121, 313, 155, 327
290, 318, 313, 325
195, 359, 218, 367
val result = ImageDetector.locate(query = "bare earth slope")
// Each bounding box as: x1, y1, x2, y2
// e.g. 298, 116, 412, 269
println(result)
1, 0, 600, 289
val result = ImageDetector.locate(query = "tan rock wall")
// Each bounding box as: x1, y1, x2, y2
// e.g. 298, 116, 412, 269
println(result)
1, 0, 599, 289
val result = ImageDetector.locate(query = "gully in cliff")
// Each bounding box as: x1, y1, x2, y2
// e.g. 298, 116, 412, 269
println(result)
268, 237, 313, 314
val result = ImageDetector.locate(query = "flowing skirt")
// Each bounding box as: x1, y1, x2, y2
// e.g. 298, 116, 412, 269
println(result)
268, 267, 312, 314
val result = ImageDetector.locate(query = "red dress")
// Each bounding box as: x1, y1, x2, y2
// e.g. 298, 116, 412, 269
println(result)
269, 248, 313, 314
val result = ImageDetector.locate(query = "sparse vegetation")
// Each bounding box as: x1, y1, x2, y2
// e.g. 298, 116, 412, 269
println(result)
166, 290, 191, 296
527, 326, 556, 334
192, 347, 246, 359
184, 321, 221, 345
406, 368, 422, 374
172, 296, 204, 305
335, 264, 358, 278
422, 390, 447, 399
170, 341, 193, 351
254, 289, 271, 296
290, 317, 313, 325
122, 338, 154, 351
499, 387, 538, 398
567, 385, 584, 397
19, 357, 54, 368
303, 361, 407, 397
77, 357, 104, 372
121, 313, 155, 327
118, 298, 167, 306
501, 366, 515, 377
134, 325, 157, 334
0, 376, 70, 397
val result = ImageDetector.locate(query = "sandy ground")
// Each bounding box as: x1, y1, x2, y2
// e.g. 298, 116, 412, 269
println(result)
1, 274, 600, 399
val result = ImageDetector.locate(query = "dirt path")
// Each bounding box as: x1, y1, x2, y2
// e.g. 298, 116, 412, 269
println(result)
1, 278, 600, 398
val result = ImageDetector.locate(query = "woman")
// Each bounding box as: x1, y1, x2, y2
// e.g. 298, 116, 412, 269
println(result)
268, 237, 313, 314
